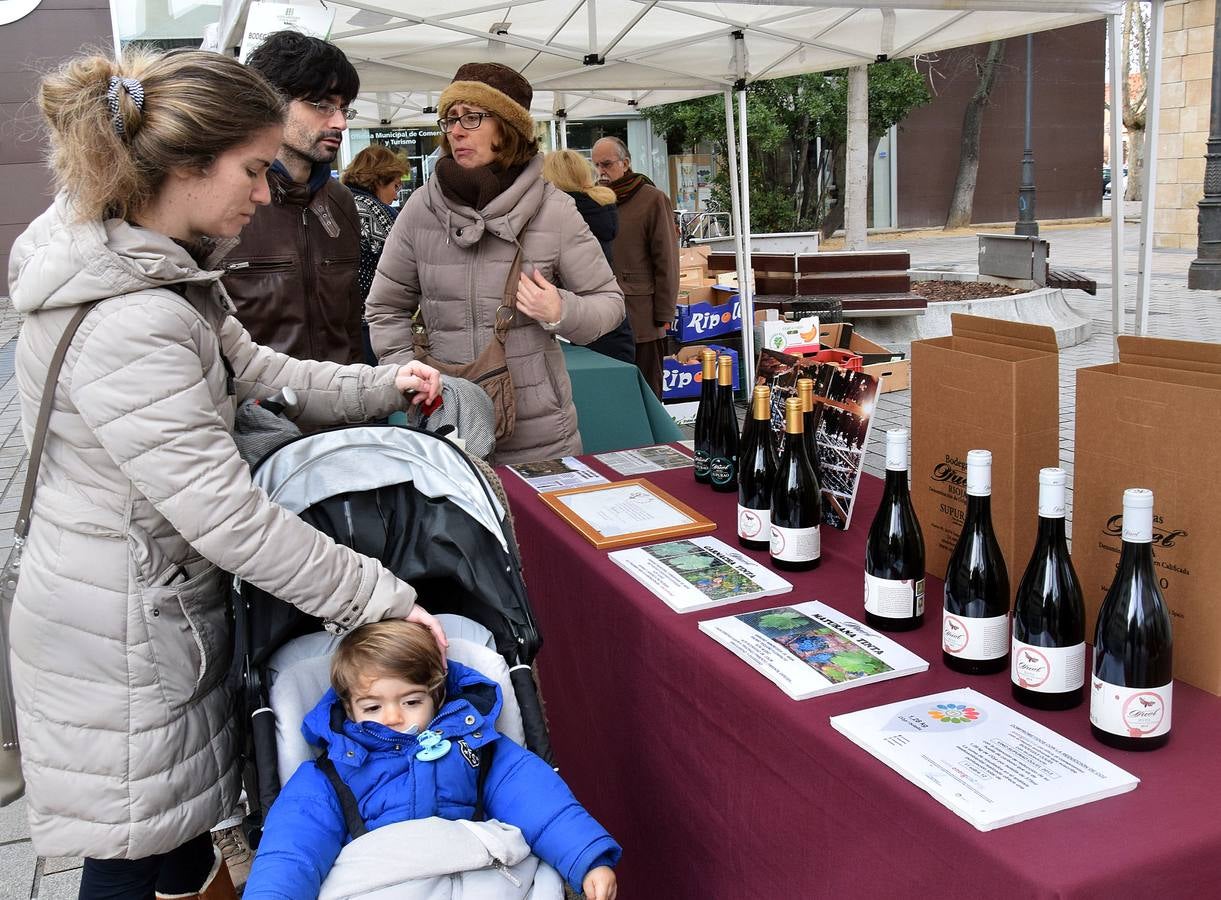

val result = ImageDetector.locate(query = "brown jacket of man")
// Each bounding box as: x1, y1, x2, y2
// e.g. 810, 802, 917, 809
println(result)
609, 181, 679, 343
222, 167, 363, 363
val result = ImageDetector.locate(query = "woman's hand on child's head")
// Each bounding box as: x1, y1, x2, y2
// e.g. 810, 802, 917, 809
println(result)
515, 268, 563, 326
582, 866, 617, 900
395, 361, 442, 405
404, 604, 449, 668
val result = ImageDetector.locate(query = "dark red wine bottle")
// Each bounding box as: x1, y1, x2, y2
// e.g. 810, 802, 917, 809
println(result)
942, 449, 1010, 675
1090, 488, 1173, 751
1011, 468, 1085, 710
864, 428, 925, 632
692, 349, 718, 484
708, 355, 739, 492
769, 397, 821, 571
737, 385, 776, 550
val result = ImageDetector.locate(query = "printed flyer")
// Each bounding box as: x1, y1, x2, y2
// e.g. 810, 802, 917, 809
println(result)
829, 688, 1139, 831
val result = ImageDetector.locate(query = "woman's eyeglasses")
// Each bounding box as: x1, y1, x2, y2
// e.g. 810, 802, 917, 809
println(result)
438, 112, 496, 133
302, 100, 358, 121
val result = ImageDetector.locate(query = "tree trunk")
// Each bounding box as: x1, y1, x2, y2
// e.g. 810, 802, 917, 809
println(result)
845, 65, 869, 249
945, 40, 1007, 230
793, 113, 811, 222
1124, 126, 1144, 201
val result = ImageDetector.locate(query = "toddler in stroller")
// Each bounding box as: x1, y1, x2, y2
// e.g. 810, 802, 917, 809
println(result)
243, 620, 619, 899
233, 424, 615, 898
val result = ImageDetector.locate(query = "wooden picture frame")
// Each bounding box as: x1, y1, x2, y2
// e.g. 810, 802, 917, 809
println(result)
539, 478, 718, 550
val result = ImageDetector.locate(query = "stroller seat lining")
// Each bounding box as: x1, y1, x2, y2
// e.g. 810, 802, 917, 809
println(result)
267, 616, 526, 786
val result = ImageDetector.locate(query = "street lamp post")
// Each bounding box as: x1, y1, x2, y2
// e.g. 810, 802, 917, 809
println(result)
1015, 33, 1039, 237
1188, 0, 1221, 289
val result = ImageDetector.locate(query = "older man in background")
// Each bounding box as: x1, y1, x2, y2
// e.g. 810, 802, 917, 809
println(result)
591, 136, 678, 398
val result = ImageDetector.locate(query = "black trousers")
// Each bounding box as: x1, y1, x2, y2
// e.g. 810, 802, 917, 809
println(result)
78, 832, 214, 900
634, 337, 667, 400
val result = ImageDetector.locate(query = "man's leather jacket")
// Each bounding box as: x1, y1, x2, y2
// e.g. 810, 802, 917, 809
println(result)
222, 167, 363, 364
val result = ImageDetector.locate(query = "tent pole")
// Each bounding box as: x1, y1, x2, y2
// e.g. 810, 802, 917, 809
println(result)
560, 117, 569, 149
845, 65, 869, 249
1109, 11, 1125, 358
723, 89, 749, 391
549, 119, 557, 151
738, 85, 756, 393
1136, 0, 1165, 337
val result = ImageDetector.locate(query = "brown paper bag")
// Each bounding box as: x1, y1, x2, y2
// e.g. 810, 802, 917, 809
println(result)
910, 315, 1060, 596
1074, 335, 1221, 696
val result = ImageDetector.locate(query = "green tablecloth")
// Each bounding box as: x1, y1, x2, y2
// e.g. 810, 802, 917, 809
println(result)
390, 345, 681, 454
560, 343, 682, 454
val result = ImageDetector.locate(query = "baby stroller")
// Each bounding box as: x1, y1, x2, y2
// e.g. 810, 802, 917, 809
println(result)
232, 424, 559, 894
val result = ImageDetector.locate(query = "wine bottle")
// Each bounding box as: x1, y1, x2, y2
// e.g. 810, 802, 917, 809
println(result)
864, 428, 926, 632
1011, 468, 1085, 710
942, 449, 1010, 675
1090, 488, 1173, 751
708, 355, 740, 493
692, 349, 718, 484
769, 397, 821, 571
737, 385, 776, 550
796, 377, 822, 483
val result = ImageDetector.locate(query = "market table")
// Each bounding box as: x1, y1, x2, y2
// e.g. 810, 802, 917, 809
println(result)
503, 454, 1221, 899
560, 343, 681, 454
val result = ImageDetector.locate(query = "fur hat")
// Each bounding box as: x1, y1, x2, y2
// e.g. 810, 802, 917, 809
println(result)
439, 63, 534, 141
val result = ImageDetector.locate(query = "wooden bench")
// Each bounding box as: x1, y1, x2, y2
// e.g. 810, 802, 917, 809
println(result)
705, 250, 927, 318
1046, 266, 1098, 296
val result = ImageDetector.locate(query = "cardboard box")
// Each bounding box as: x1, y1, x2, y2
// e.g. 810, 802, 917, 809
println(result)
663, 344, 739, 400
671, 288, 742, 342
678, 246, 710, 270
1074, 336, 1221, 696
755, 315, 821, 353
819, 323, 911, 393
679, 267, 707, 286
910, 315, 1059, 594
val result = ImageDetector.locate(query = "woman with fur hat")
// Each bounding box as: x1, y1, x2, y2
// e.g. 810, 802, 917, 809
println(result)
366, 63, 625, 464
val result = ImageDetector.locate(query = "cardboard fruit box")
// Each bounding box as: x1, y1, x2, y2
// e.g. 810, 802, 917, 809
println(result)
662, 343, 740, 401
671, 286, 742, 342
819, 323, 911, 393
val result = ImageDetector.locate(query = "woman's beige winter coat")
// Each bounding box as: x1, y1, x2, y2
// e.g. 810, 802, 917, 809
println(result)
6, 195, 423, 859
365, 155, 625, 464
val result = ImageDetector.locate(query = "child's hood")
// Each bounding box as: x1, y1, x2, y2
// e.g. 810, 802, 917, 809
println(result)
300, 660, 505, 763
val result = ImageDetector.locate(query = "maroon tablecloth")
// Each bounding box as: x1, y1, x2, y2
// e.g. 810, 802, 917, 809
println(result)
502, 456, 1221, 899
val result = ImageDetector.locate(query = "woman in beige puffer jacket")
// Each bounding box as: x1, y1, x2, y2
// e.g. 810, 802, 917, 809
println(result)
7, 49, 446, 895
366, 63, 624, 465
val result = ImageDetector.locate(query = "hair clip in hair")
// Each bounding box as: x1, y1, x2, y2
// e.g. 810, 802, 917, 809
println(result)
107, 76, 145, 137
414, 729, 451, 762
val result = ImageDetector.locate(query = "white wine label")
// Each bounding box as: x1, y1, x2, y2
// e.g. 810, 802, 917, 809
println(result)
942, 611, 1008, 660
693, 450, 710, 478
864, 574, 924, 619
1011, 640, 1085, 693
710, 457, 735, 486
737, 504, 768, 541
1090, 676, 1172, 739
770, 523, 820, 563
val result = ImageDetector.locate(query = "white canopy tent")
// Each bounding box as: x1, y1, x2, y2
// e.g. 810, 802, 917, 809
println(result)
215, 0, 1153, 385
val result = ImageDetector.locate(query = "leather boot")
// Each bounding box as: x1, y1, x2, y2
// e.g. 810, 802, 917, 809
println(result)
155, 848, 238, 900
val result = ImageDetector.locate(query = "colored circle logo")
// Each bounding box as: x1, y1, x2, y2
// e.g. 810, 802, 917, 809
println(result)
942, 615, 969, 653
739, 509, 763, 538
1121, 692, 1166, 736
928, 703, 981, 725
1014, 647, 1050, 688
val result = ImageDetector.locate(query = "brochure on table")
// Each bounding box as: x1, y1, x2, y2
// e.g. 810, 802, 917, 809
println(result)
830, 688, 1139, 831
609, 536, 792, 614
506, 457, 608, 493
595, 444, 693, 476
699, 601, 928, 700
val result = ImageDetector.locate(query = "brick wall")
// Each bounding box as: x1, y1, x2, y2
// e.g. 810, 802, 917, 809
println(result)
1156, 0, 1213, 249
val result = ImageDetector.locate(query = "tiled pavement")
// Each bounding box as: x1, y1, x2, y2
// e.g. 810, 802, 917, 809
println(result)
0, 211, 1217, 896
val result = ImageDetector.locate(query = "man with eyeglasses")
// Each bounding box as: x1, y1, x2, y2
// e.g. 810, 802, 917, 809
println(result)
591, 136, 678, 399
222, 30, 366, 364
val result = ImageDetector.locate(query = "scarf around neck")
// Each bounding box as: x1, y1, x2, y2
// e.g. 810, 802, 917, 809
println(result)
609, 171, 653, 205
435, 157, 527, 211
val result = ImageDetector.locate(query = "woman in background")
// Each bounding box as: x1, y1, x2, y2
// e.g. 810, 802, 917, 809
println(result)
342, 145, 410, 364
541, 150, 635, 365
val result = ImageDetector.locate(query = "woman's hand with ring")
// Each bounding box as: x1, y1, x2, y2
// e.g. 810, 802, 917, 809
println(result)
395, 361, 442, 404
516, 268, 563, 325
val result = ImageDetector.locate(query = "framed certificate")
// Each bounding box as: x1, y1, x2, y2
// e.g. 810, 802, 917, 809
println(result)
539, 478, 717, 550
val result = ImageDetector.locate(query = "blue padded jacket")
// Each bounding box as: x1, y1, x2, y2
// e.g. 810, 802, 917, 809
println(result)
243, 661, 620, 899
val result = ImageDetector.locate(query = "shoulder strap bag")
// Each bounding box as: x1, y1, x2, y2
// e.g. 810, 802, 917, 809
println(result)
411, 247, 525, 444
0, 302, 95, 806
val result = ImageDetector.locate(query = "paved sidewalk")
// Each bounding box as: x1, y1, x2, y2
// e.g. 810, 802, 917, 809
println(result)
0, 214, 1217, 896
